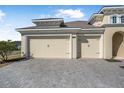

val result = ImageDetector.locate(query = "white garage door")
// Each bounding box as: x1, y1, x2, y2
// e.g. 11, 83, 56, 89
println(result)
29, 36, 70, 58
81, 36, 100, 58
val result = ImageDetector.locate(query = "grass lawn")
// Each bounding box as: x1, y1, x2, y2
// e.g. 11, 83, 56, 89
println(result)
0, 51, 23, 68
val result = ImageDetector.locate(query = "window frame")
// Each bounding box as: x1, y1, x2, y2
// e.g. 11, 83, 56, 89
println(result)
121, 16, 124, 23
111, 16, 117, 24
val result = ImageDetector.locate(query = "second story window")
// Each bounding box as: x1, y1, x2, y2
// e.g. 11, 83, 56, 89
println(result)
121, 16, 124, 23
112, 16, 117, 23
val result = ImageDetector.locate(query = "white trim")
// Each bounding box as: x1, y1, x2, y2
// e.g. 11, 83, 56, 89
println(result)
25, 34, 70, 37
32, 19, 63, 22
16, 28, 81, 31
120, 15, 124, 23
110, 14, 120, 24
83, 34, 102, 36
81, 28, 105, 30
17, 28, 105, 32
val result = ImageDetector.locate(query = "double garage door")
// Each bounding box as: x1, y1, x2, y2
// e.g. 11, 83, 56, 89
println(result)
29, 36, 70, 58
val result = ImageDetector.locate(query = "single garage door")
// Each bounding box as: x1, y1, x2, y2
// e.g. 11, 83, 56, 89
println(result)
81, 36, 100, 58
29, 36, 70, 58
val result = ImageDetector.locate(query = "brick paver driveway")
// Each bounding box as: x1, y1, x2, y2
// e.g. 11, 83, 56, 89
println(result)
0, 59, 124, 88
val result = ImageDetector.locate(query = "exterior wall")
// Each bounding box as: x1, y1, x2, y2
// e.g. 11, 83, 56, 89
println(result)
104, 27, 124, 59
92, 21, 103, 27
92, 15, 111, 26
102, 15, 110, 25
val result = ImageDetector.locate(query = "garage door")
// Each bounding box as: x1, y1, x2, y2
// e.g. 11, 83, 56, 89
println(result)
81, 36, 100, 58
29, 36, 70, 58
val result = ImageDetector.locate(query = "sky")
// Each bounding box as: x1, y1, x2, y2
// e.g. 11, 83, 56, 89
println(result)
0, 5, 103, 41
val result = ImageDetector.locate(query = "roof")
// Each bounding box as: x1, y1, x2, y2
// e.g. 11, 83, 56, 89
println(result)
98, 5, 124, 13
65, 21, 97, 29
16, 21, 104, 31
88, 6, 124, 24
16, 21, 99, 30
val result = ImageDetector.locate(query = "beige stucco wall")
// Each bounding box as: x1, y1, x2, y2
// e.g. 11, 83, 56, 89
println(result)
21, 35, 28, 57
102, 15, 110, 25
104, 27, 124, 59
92, 15, 110, 27
72, 34, 77, 58
93, 21, 103, 27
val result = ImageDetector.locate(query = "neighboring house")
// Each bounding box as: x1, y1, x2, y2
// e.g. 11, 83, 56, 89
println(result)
16, 6, 124, 59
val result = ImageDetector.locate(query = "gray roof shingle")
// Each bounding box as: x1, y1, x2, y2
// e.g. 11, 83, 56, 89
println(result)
16, 21, 101, 30
65, 21, 96, 29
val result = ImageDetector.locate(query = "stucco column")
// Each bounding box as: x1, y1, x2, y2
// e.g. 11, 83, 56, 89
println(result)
99, 34, 104, 58
70, 34, 73, 59
72, 34, 77, 59
22, 35, 29, 59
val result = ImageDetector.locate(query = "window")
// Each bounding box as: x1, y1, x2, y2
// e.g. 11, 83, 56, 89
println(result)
112, 16, 117, 23
121, 16, 124, 23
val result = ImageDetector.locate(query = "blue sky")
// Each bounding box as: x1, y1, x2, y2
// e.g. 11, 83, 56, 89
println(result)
0, 5, 103, 41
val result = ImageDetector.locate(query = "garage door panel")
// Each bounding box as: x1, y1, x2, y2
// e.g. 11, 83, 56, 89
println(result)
81, 36, 100, 58
29, 36, 69, 58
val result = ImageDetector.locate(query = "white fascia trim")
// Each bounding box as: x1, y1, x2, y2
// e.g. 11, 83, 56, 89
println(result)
83, 34, 102, 36
32, 20, 63, 22
32, 19, 63, 22
17, 28, 81, 31
81, 28, 105, 31
25, 34, 71, 37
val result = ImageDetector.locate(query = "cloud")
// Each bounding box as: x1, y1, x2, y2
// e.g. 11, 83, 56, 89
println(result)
40, 9, 85, 21
0, 10, 5, 21
0, 24, 21, 41
55, 9, 84, 19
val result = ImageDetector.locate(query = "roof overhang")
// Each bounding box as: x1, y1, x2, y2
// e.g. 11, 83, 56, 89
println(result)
16, 27, 105, 35
16, 28, 82, 34
99, 6, 124, 14
16, 28, 81, 31
88, 14, 104, 24
32, 18, 64, 26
